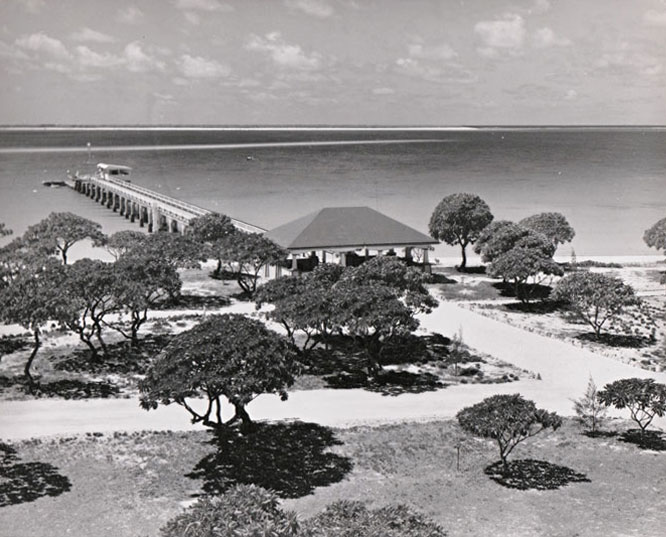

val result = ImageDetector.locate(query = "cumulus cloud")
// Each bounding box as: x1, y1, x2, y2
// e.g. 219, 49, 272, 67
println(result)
395, 57, 476, 84
595, 43, 662, 78
174, 0, 233, 11
533, 27, 571, 48
17, 0, 45, 14
15, 32, 71, 60
474, 14, 526, 57
246, 32, 322, 70
178, 54, 230, 78
75, 46, 124, 68
70, 27, 116, 43
124, 41, 166, 72
285, 0, 334, 18
564, 89, 577, 100
407, 42, 457, 61
643, 9, 666, 26
372, 87, 394, 95
116, 6, 144, 25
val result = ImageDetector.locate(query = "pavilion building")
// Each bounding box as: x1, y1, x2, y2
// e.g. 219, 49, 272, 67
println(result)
264, 206, 438, 274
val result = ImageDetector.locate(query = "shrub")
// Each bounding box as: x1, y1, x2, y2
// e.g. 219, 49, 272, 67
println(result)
572, 376, 608, 434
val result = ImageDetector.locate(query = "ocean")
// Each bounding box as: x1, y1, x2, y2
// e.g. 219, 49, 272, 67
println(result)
0, 127, 664, 262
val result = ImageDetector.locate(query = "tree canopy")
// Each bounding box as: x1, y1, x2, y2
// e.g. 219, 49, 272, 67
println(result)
473, 220, 531, 263
429, 193, 494, 269
597, 378, 666, 438
0, 223, 12, 237
643, 217, 666, 253
520, 212, 575, 247
21, 212, 107, 264
552, 272, 638, 338
140, 314, 299, 430
105, 230, 147, 260
457, 394, 562, 472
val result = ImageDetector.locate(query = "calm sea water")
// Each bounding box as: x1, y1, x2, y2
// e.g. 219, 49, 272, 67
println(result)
0, 127, 664, 260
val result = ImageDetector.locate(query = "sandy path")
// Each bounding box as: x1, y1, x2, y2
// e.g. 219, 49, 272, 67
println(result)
0, 301, 664, 440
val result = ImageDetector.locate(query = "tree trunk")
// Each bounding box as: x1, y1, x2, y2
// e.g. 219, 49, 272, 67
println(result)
94, 323, 108, 358
81, 334, 98, 360
459, 243, 467, 270
233, 402, 253, 433
24, 329, 41, 389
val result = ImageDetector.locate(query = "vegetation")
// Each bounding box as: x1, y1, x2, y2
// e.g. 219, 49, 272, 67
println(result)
643, 217, 666, 253
0, 223, 12, 237
188, 212, 237, 275
520, 212, 575, 247
428, 193, 494, 270
139, 314, 299, 431
457, 394, 562, 472
552, 272, 639, 338
597, 378, 666, 439
473, 220, 528, 264
572, 376, 608, 434
104, 230, 146, 260
21, 212, 106, 264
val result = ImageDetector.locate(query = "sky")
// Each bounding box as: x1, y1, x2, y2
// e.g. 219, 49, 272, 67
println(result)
0, 0, 665, 125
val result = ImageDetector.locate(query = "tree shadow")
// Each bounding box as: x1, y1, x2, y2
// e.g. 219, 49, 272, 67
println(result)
576, 333, 652, 349
157, 294, 231, 310
0, 375, 120, 399
458, 266, 487, 274
505, 300, 561, 314
582, 430, 618, 439
429, 273, 458, 284
484, 459, 591, 490
324, 369, 446, 395
492, 282, 553, 304
0, 336, 28, 359
619, 429, 666, 451
187, 421, 353, 499
54, 334, 173, 375
0, 442, 71, 506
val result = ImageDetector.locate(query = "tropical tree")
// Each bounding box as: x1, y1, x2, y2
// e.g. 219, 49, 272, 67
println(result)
520, 212, 575, 247
220, 232, 288, 296
552, 272, 639, 338
188, 212, 237, 275
429, 193, 494, 270
644, 217, 666, 285
139, 314, 299, 431
0, 223, 12, 237
133, 232, 205, 270
0, 237, 51, 289
0, 259, 71, 387
110, 253, 181, 347
21, 212, 107, 264
457, 394, 562, 473
474, 220, 530, 264
597, 378, 666, 440
105, 230, 146, 260
61, 259, 118, 359
487, 234, 563, 304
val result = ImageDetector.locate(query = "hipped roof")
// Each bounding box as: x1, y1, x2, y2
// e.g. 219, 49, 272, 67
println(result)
264, 206, 437, 251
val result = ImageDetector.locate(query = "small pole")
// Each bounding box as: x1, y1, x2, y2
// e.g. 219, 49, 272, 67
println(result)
86, 142, 92, 163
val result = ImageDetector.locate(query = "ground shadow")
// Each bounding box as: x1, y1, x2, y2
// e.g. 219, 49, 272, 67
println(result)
492, 282, 553, 304
505, 300, 561, 314
29, 379, 121, 399
429, 273, 458, 284
188, 421, 353, 498
458, 266, 487, 274
619, 429, 666, 451
54, 334, 173, 376
484, 459, 591, 490
157, 294, 231, 310
324, 369, 445, 396
582, 430, 618, 439
576, 333, 653, 349
0, 442, 71, 507
0, 336, 28, 359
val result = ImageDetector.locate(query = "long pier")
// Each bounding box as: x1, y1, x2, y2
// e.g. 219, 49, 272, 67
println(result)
69, 163, 265, 235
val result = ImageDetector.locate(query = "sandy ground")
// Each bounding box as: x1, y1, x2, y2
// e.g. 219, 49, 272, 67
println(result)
1, 300, 664, 440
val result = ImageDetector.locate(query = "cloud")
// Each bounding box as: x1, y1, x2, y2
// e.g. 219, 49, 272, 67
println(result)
70, 27, 116, 44
372, 87, 394, 95
246, 32, 322, 70
395, 57, 476, 84
285, 0, 334, 18
184, 12, 201, 24
15, 32, 71, 60
16, 0, 45, 14
533, 27, 571, 48
178, 54, 230, 78
595, 43, 662, 78
124, 41, 166, 72
564, 89, 577, 100
174, 0, 233, 11
474, 14, 525, 57
532, 0, 550, 13
75, 46, 125, 68
643, 9, 666, 26
116, 6, 144, 25
407, 42, 457, 61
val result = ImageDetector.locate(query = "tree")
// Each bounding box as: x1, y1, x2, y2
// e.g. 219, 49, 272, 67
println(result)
520, 212, 575, 247
188, 213, 237, 275
21, 212, 107, 264
61, 259, 118, 359
457, 394, 562, 473
220, 232, 288, 296
105, 230, 146, 260
572, 376, 608, 434
140, 314, 299, 431
160, 485, 299, 537
0, 259, 71, 387
487, 235, 563, 304
429, 193, 494, 270
552, 272, 639, 339
644, 217, 666, 253
597, 378, 666, 440
110, 253, 181, 346
132, 232, 205, 270
0, 223, 12, 237
0, 237, 52, 289
473, 220, 529, 264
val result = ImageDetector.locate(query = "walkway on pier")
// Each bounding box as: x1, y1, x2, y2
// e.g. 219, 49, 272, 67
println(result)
72, 163, 264, 234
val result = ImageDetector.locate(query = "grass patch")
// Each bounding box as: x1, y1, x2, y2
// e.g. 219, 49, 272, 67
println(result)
1, 419, 665, 537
